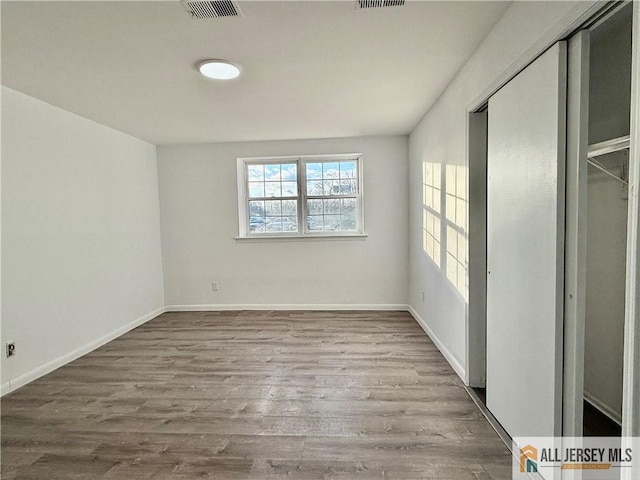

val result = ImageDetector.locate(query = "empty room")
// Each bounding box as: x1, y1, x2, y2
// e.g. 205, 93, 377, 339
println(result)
2, 1, 639, 479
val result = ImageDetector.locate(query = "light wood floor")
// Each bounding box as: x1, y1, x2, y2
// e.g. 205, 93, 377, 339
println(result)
1, 311, 512, 479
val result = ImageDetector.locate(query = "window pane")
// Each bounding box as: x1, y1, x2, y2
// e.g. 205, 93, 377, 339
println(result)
307, 215, 323, 231
282, 199, 297, 216
248, 200, 265, 217
266, 219, 283, 233
323, 215, 340, 231
340, 161, 357, 179
281, 163, 297, 181
249, 216, 266, 233
306, 163, 322, 180
341, 198, 356, 214
264, 164, 281, 181
248, 198, 266, 233
307, 199, 322, 215
265, 182, 281, 197
324, 198, 341, 215
342, 179, 357, 195
331, 180, 355, 195
323, 163, 339, 179
248, 182, 264, 198
265, 200, 282, 216
281, 181, 297, 197
341, 211, 357, 230
306, 180, 324, 196
284, 216, 298, 232
265, 216, 297, 233
324, 180, 339, 196
247, 164, 264, 181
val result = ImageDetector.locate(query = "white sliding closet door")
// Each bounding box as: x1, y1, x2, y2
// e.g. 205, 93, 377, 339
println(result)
486, 42, 567, 438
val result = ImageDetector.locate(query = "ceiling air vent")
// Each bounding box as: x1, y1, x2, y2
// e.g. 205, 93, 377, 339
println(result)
182, 0, 243, 19
357, 0, 405, 9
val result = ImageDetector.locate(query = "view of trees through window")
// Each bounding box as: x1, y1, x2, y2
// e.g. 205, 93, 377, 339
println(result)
248, 162, 299, 233
244, 157, 361, 235
306, 161, 358, 232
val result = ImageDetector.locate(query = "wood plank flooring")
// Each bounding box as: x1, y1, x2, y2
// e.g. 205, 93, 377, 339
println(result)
1, 311, 512, 479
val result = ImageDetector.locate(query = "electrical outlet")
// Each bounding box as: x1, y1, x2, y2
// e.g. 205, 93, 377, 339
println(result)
6, 342, 15, 358
211, 282, 219, 291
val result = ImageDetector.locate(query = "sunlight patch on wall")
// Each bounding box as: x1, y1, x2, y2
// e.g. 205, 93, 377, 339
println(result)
445, 164, 468, 299
422, 162, 442, 267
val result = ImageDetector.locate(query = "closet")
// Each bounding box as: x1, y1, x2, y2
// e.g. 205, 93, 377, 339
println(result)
583, 3, 633, 436
482, 1, 636, 443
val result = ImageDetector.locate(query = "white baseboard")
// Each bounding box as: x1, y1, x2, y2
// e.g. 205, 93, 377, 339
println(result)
407, 305, 466, 381
584, 390, 623, 426
1, 306, 166, 397
165, 303, 410, 312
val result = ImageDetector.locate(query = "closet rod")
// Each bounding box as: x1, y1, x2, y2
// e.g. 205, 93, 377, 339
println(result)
587, 157, 628, 185
587, 134, 630, 158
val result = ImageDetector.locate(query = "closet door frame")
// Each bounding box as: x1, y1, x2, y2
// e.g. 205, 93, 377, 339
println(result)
562, 29, 590, 438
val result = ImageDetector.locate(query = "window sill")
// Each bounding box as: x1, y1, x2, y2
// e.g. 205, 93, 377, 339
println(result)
235, 233, 368, 243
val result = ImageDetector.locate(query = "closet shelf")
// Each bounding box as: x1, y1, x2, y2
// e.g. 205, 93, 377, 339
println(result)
587, 135, 630, 185
588, 134, 630, 159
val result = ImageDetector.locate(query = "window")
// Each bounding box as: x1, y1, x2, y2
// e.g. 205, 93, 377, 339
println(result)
237, 154, 364, 238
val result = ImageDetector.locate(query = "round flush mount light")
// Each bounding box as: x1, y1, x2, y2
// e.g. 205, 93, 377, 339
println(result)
198, 60, 240, 80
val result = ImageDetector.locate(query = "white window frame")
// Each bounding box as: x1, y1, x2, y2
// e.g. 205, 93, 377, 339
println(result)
236, 153, 365, 239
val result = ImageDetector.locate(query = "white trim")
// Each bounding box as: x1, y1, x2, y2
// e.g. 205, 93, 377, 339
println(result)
0, 306, 166, 397
563, 29, 590, 438
235, 233, 367, 242
584, 390, 623, 426
165, 303, 409, 312
622, 0, 640, 441
408, 305, 466, 381
237, 153, 363, 162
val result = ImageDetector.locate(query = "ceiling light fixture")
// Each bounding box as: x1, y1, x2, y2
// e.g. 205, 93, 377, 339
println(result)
198, 60, 240, 80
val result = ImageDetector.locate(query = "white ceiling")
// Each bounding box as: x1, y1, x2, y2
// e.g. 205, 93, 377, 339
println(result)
1, 1, 510, 145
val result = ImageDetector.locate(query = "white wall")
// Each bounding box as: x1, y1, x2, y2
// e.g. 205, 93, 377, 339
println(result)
585, 155, 628, 423
408, 1, 598, 375
588, 2, 633, 144
158, 136, 408, 308
1, 87, 165, 393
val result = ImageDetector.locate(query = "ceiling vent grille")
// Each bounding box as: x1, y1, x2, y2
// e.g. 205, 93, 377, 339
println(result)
357, 0, 405, 9
182, 0, 243, 19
